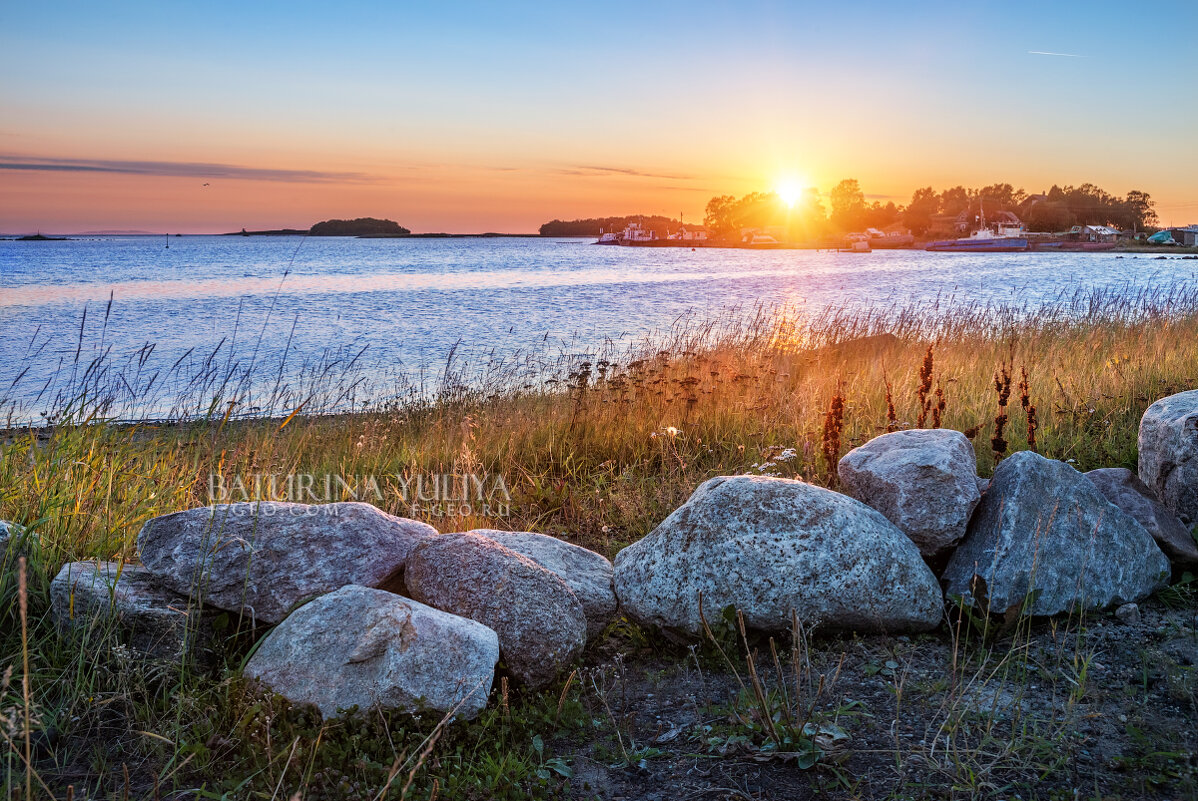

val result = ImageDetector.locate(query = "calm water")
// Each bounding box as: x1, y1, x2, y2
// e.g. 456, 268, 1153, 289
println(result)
1, 236, 1193, 421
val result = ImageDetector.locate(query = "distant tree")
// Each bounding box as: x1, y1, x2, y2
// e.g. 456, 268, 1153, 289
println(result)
939, 186, 971, 216
1024, 201, 1075, 232
1121, 190, 1158, 231
862, 201, 901, 229
539, 215, 683, 237
702, 190, 827, 242
904, 187, 940, 234
309, 217, 410, 236
829, 179, 867, 231
703, 195, 740, 239
977, 183, 1026, 210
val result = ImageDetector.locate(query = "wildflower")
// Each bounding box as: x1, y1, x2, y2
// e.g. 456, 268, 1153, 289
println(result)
665, 426, 679, 437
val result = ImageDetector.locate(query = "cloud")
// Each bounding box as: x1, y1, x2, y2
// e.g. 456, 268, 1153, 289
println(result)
559, 165, 695, 181
0, 155, 375, 183
1028, 50, 1084, 58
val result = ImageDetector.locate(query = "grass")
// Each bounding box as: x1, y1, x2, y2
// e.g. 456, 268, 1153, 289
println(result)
3, 286, 1198, 798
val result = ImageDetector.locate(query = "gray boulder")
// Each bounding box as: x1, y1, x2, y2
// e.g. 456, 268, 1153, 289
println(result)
51, 561, 217, 661
1, 520, 36, 562
976, 478, 990, 495
245, 585, 498, 720
472, 529, 616, 639
1086, 467, 1198, 567
1139, 390, 1198, 525
612, 475, 943, 636
944, 451, 1170, 616
138, 502, 437, 624
404, 533, 587, 689
838, 429, 982, 557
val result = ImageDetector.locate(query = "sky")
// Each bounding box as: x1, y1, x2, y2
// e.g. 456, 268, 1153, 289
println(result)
1, 0, 1196, 233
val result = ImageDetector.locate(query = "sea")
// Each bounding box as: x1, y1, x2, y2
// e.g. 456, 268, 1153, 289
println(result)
1, 235, 1194, 423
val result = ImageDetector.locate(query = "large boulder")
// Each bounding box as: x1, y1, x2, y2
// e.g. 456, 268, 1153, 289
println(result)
944, 452, 1170, 616
138, 502, 436, 624
471, 529, 616, 639
51, 561, 217, 661
1139, 390, 1198, 525
838, 429, 982, 557
1086, 468, 1198, 567
612, 475, 943, 636
404, 533, 587, 689
245, 585, 498, 720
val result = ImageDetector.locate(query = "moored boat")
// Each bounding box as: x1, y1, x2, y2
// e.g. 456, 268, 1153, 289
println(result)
926, 235, 1029, 252
925, 206, 1028, 252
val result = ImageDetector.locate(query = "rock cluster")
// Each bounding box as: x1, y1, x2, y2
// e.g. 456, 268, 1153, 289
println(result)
42, 389, 1198, 725
50, 506, 612, 719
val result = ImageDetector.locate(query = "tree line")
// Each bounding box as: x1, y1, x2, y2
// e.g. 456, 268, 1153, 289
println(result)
702, 181, 1158, 240
538, 215, 684, 237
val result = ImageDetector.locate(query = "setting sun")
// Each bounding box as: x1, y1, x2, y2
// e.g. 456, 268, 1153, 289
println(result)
775, 179, 805, 208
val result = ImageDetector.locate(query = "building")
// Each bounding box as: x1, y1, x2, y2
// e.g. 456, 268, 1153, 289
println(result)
1069, 224, 1121, 243
1169, 226, 1198, 247
954, 209, 1024, 234
668, 226, 707, 242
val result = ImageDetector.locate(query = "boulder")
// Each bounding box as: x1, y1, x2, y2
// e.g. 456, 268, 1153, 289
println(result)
838, 429, 981, 557
1, 520, 36, 563
404, 533, 587, 689
944, 451, 1170, 616
976, 478, 990, 495
245, 585, 498, 720
612, 475, 943, 636
471, 529, 616, 639
1139, 390, 1198, 525
51, 561, 217, 661
1086, 467, 1198, 567
138, 502, 437, 624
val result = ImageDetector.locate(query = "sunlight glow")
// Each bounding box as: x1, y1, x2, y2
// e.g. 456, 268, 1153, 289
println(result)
775, 179, 804, 208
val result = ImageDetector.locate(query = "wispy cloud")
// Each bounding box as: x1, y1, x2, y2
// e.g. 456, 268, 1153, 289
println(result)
1028, 50, 1085, 58
0, 155, 375, 183
559, 165, 695, 181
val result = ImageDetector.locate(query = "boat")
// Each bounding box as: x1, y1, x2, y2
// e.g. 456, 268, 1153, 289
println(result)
742, 233, 783, 249
840, 233, 872, 252
616, 221, 666, 246
594, 220, 709, 247
925, 204, 1028, 252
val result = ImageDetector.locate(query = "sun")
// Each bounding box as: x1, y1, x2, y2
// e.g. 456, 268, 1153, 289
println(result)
775, 178, 804, 208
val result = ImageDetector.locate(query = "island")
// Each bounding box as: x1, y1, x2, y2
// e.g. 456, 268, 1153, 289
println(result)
223, 218, 412, 237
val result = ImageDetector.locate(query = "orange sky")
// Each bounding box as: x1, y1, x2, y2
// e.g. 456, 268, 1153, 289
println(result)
3, 2, 1196, 234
